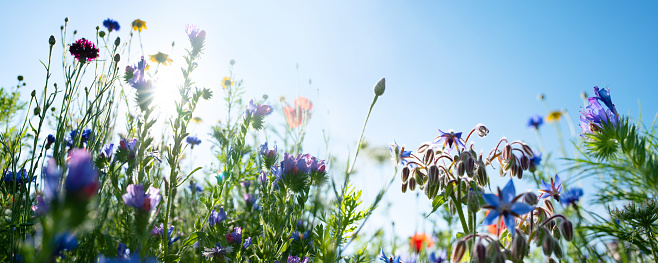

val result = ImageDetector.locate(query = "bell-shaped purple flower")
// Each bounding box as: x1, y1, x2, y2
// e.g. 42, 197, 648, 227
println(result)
482, 179, 533, 238
65, 149, 99, 198
122, 184, 161, 212
208, 207, 227, 227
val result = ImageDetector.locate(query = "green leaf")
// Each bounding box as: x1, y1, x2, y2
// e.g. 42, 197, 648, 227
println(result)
182, 231, 206, 247
427, 193, 446, 218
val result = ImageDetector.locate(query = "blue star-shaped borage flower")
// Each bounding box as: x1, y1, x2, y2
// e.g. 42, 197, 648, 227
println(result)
433, 129, 465, 154
482, 179, 533, 238
538, 174, 563, 202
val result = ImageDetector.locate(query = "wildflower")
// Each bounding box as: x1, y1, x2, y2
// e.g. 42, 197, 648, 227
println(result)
221, 77, 233, 89
208, 207, 227, 227
226, 227, 242, 244
409, 233, 434, 253
243, 193, 255, 206
192, 117, 203, 124
42, 158, 61, 200
46, 134, 56, 149
126, 57, 150, 89
102, 19, 120, 32
3, 168, 33, 185
486, 210, 506, 235
188, 180, 203, 193
389, 140, 412, 165
246, 99, 273, 116
561, 187, 583, 207
260, 142, 278, 167
546, 111, 562, 123
428, 249, 447, 263
122, 184, 161, 212
100, 143, 114, 160
69, 38, 99, 63
538, 174, 563, 202
284, 97, 313, 128
149, 52, 172, 65
378, 249, 401, 263
65, 149, 99, 198
579, 97, 618, 135
593, 86, 618, 116
202, 244, 233, 260
54, 232, 78, 257
287, 255, 311, 263
433, 129, 465, 154
482, 179, 533, 238
151, 224, 179, 245
243, 237, 252, 249
118, 138, 137, 160
259, 170, 269, 185
32, 196, 49, 216
185, 24, 206, 53
527, 114, 543, 129
186, 136, 202, 149
529, 150, 541, 167
131, 19, 147, 32
67, 128, 92, 147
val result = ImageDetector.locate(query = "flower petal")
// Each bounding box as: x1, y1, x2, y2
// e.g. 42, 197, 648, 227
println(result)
504, 214, 517, 238
482, 193, 500, 207
482, 209, 499, 225
501, 179, 516, 204
510, 202, 534, 216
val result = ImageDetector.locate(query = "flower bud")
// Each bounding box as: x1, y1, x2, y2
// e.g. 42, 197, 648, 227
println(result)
448, 199, 456, 216
408, 177, 416, 191
467, 189, 480, 213
523, 192, 538, 206
537, 93, 545, 101
560, 220, 574, 242
31, 90, 36, 97
545, 258, 557, 263
428, 165, 439, 185
542, 232, 553, 256
520, 155, 530, 170
516, 164, 524, 179
115, 37, 121, 46
99, 31, 106, 38
502, 144, 513, 162
552, 226, 561, 240
114, 54, 121, 62
373, 78, 385, 96
473, 241, 486, 263
522, 143, 533, 157
451, 240, 466, 263
455, 161, 465, 176
65, 17, 69, 22
553, 240, 563, 259
33, 106, 41, 116
401, 166, 410, 183
423, 149, 435, 164
49, 35, 56, 45
401, 182, 408, 193
511, 232, 528, 261
475, 123, 489, 137
424, 183, 430, 198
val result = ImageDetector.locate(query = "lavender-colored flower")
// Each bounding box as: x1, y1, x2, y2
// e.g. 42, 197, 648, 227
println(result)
246, 99, 273, 116
119, 138, 137, 160
389, 140, 412, 165
185, 24, 206, 44
580, 97, 618, 136
260, 142, 277, 158
188, 180, 203, 193
42, 158, 61, 200
240, 180, 252, 188
186, 136, 202, 148
208, 207, 227, 227
117, 243, 130, 260
103, 19, 121, 32
287, 255, 310, 263
538, 174, 563, 202
378, 249, 401, 263
482, 179, 533, 238
150, 224, 179, 246
150, 224, 164, 237
100, 143, 114, 160
243, 193, 255, 206
54, 232, 78, 257
69, 38, 99, 62
593, 86, 618, 116
65, 149, 99, 198
561, 187, 584, 207
428, 249, 447, 263
259, 170, 269, 185
310, 156, 326, 174
527, 114, 543, 129
32, 196, 49, 216
243, 237, 252, 249
122, 184, 161, 212
226, 227, 242, 244
67, 128, 92, 147
202, 244, 233, 260
434, 129, 465, 154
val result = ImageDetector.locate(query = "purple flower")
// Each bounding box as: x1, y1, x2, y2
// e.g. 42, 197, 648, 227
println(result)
122, 184, 161, 212
579, 97, 618, 136
246, 99, 272, 117
54, 232, 78, 257
189, 180, 203, 193
259, 170, 269, 185
126, 57, 153, 92
561, 187, 584, 207
226, 227, 242, 244
117, 243, 130, 260
538, 174, 563, 202
434, 129, 465, 154
100, 143, 114, 160
186, 136, 202, 148
260, 142, 278, 167
243, 193, 255, 206
151, 224, 179, 246
46, 134, 56, 149
527, 114, 543, 129
42, 158, 61, 200
67, 128, 92, 147
389, 140, 412, 165
65, 149, 99, 198
287, 255, 310, 263
482, 179, 533, 238
593, 86, 618, 116
240, 180, 252, 188
243, 237, 252, 249
379, 249, 401, 263
185, 24, 206, 46
208, 207, 227, 227
530, 150, 542, 167
69, 38, 99, 63
103, 19, 120, 32
202, 244, 233, 260
32, 196, 49, 216
428, 249, 447, 263
119, 138, 137, 160
3, 168, 33, 185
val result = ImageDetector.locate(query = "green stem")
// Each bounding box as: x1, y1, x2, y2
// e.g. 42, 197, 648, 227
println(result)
649, 230, 658, 263
452, 191, 470, 234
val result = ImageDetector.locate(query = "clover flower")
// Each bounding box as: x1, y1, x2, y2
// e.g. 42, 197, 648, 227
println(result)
561, 187, 583, 207
538, 174, 563, 202
482, 179, 533, 238
434, 129, 465, 154
65, 149, 99, 198
122, 184, 161, 212
389, 140, 412, 165
202, 244, 233, 260
208, 207, 227, 227
379, 249, 401, 263
428, 249, 447, 263
527, 114, 543, 129
149, 52, 172, 65
580, 97, 618, 136
186, 136, 202, 149
69, 38, 99, 63
246, 99, 273, 117
131, 19, 147, 32
102, 19, 120, 32
284, 97, 313, 128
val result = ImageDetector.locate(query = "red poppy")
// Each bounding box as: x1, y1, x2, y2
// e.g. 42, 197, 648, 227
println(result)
284, 97, 313, 128
409, 233, 434, 253
486, 210, 506, 235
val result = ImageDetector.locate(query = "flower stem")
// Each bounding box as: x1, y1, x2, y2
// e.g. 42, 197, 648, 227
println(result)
452, 188, 470, 234
649, 229, 658, 263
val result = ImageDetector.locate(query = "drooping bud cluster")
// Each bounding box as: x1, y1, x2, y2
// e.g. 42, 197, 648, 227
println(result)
489, 139, 534, 179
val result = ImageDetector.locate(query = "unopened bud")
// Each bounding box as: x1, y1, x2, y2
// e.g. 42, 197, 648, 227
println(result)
475, 123, 489, 137
73, 30, 77, 35
553, 241, 563, 259
455, 161, 465, 176
516, 164, 524, 179
544, 199, 555, 214
99, 31, 106, 38
511, 232, 528, 261
49, 35, 56, 45
401, 166, 410, 183
467, 189, 480, 212
552, 226, 561, 240
230, 59, 235, 65
522, 143, 533, 157
545, 258, 557, 263
560, 220, 573, 242
451, 240, 466, 263
373, 78, 385, 96
408, 177, 416, 191
502, 144, 513, 162
448, 199, 456, 216
115, 37, 121, 46
31, 90, 36, 97
65, 17, 69, 22
401, 182, 408, 193
423, 149, 435, 164
428, 165, 439, 185
33, 106, 40, 116
473, 241, 486, 263
520, 155, 530, 170
524, 192, 538, 206
542, 232, 553, 256
537, 93, 545, 101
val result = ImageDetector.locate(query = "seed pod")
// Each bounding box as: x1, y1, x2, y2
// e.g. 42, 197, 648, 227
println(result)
473, 241, 486, 263
520, 155, 530, 170
467, 189, 480, 213
401, 182, 408, 193
560, 220, 574, 242
451, 240, 466, 263
524, 192, 538, 206
408, 177, 416, 191
401, 166, 410, 183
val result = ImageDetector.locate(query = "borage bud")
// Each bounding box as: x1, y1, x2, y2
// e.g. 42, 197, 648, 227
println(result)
502, 144, 513, 162
545, 258, 557, 263
423, 150, 435, 164
451, 240, 466, 263
511, 232, 528, 261
408, 177, 416, 191
523, 191, 538, 206
553, 241, 563, 259
114, 54, 120, 62
401, 182, 408, 193
373, 77, 385, 96
475, 123, 489, 137
544, 199, 555, 214
401, 166, 410, 183
552, 226, 561, 240
448, 199, 456, 216
49, 35, 56, 45
473, 241, 486, 263
520, 155, 530, 170
522, 143, 534, 157
428, 165, 439, 185
542, 232, 553, 256
455, 161, 465, 176
560, 220, 573, 242
467, 189, 480, 212
516, 164, 524, 179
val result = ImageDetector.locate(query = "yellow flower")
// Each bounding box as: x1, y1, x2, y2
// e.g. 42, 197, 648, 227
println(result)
131, 19, 147, 32
222, 77, 234, 89
192, 117, 203, 124
149, 52, 173, 65
546, 111, 563, 123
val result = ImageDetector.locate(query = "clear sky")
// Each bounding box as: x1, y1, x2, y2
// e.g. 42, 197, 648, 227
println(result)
2, 0, 658, 247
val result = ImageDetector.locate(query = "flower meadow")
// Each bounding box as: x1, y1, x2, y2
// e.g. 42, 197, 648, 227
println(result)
1, 17, 657, 263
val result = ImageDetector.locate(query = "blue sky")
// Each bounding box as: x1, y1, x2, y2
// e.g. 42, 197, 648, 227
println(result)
1, 0, 657, 249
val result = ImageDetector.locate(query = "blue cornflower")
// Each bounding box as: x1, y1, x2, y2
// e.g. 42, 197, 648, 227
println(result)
527, 114, 543, 129
530, 150, 542, 167
428, 249, 447, 263
538, 174, 563, 202
103, 19, 120, 32
67, 128, 92, 147
389, 140, 412, 165
100, 143, 114, 160
208, 207, 227, 227
3, 168, 34, 185
246, 99, 272, 117
482, 179, 534, 238
54, 232, 78, 257
434, 129, 465, 154
243, 237, 252, 249
561, 187, 584, 207
117, 243, 130, 260
122, 184, 161, 212
186, 136, 202, 149
65, 149, 99, 198
593, 86, 618, 116
46, 134, 56, 148
579, 97, 618, 136
379, 249, 401, 263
